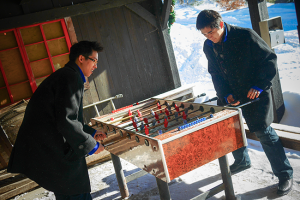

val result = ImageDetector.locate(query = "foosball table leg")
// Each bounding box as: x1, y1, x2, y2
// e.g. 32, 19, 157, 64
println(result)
111, 153, 130, 199
218, 155, 236, 200
156, 177, 171, 200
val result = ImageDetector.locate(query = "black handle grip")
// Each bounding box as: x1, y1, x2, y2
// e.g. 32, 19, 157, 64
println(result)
203, 96, 218, 103
197, 93, 206, 98
237, 98, 260, 108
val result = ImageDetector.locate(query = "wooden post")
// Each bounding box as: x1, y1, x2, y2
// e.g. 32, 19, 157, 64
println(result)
247, 0, 269, 35
295, 0, 300, 43
153, 0, 181, 90
248, 0, 285, 123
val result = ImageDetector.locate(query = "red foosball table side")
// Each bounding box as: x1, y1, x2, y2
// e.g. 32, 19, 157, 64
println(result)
161, 114, 245, 181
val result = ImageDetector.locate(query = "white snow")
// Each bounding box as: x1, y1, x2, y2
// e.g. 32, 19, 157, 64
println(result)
12, 1, 300, 200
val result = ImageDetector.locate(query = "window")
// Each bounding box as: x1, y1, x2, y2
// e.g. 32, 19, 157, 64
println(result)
0, 19, 72, 107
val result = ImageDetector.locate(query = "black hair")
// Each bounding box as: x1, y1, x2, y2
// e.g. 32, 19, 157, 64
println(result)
196, 10, 223, 30
69, 41, 103, 62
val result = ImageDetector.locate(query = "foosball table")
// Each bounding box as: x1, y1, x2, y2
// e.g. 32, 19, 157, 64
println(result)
90, 97, 247, 200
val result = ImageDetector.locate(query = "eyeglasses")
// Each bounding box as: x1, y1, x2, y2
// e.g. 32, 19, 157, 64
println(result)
87, 57, 98, 64
202, 28, 217, 37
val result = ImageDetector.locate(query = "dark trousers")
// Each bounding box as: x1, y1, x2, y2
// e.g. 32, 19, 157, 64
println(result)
54, 193, 92, 200
232, 126, 293, 181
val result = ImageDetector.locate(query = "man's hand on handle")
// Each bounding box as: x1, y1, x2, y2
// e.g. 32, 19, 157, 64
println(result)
94, 143, 105, 154
227, 94, 240, 106
247, 88, 260, 99
94, 130, 107, 142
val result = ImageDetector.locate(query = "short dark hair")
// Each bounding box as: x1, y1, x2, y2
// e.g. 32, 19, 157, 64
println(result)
69, 41, 103, 62
196, 10, 223, 30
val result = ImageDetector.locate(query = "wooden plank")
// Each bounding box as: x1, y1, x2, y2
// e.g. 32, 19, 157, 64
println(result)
93, 11, 122, 109
0, 178, 32, 194
86, 12, 115, 115
146, 22, 170, 94
10, 82, 32, 102
111, 8, 142, 103
82, 13, 112, 119
0, 172, 18, 181
138, 10, 161, 97
64, 17, 78, 45
86, 150, 111, 167
0, 128, 12, 152
153, 0, 181, 89
103, 9, 135, 108
123, 7, 153, 100
135, 7, 159, 98
21, 4, 30, 15
245, 130, 300, 151
19, 26, 43, 46
19, 0, 32, 4
51, 0, 60, 7
77, 13, 115, 117
247, 0, 269, 36
43, 21, 64, 40
143, 15, 168, 96
25, 43, 48, 62
270, 123, 300, 135
81, 14, 100, 104
295, 0, 300, 43
94, 10, 127, 108
125, 3, 157, 28
72, 14, 99, 122
0, 136, 11, 160
0, 49, 28, 85
244, 124, 300, 151
0, 0, 146, 31
70, 16, 83, 42
0, 180, 38, 200
0, 155, 7, 170
47, 38, 69, 56
161, 0, 172, 30
0, 31, 18, 51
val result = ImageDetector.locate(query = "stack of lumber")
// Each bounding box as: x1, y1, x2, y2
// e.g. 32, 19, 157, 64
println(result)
0, 170, 38, 200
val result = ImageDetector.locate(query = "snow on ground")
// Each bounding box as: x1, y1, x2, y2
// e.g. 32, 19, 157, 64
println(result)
11, 1, 300, 200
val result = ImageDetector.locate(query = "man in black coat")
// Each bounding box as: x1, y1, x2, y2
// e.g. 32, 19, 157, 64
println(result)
8, 41, 107, 200
196, 10, 293, 196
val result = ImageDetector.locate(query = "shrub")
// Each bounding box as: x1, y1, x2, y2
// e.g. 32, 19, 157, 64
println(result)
216, 0, 246, 10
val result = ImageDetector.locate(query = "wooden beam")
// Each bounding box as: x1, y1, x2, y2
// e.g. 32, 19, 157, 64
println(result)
51, 0, 60, 8
153, 0, 181, 89
247, 0, 269, 36
161, 0, 172, 30
0, 127, 12, 152
21, 4, 30, 14
295, 0, 300, 43
244, 123, 300, 151
0, 171, 18, 181
0, 178, 32, 194
0, 0, 145, 31
0, 180, 38, 200
125, 3, 157, 28
19, 0, 32, 5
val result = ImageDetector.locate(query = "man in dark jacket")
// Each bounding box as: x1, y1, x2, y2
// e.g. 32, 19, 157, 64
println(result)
8, 41, 107, 200
196, 10, 293, 196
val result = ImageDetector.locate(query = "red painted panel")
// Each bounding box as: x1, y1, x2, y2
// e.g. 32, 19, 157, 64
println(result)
162, 115, 244, 180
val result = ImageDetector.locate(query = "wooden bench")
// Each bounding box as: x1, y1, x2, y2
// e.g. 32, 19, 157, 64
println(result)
244, 123, 300, 151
